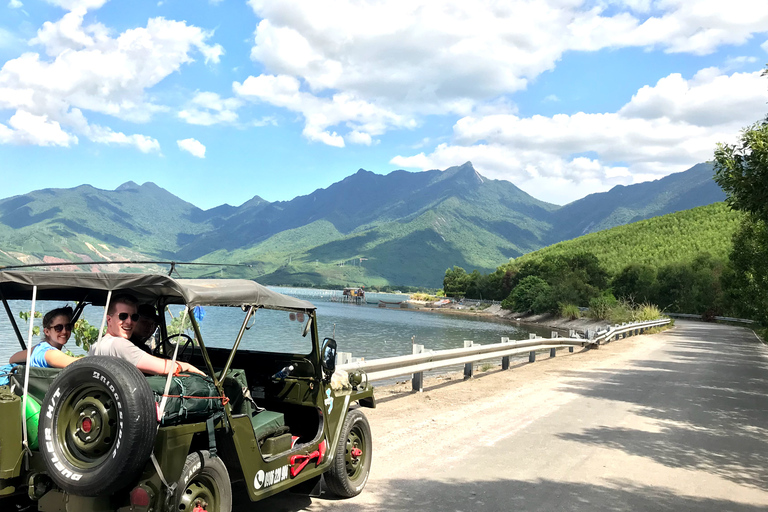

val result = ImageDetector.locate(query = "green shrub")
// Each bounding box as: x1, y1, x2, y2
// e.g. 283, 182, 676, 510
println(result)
588, 293, 618, 320
504, 276, 551, 312
559, 303, 580, 320
607, 300, 635, 324
635, 303, 662, 322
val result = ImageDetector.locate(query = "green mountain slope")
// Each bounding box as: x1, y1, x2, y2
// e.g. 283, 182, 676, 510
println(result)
514, 202, 742, 274
0, 182, 226, 261
548, 162, 725, 242
0, 161, 731, 287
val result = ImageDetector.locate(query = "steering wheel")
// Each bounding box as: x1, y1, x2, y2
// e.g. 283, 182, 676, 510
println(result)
153, 333, 195, 363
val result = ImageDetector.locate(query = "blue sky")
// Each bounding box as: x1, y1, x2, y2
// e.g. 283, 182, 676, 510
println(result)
1, 0, 767, 210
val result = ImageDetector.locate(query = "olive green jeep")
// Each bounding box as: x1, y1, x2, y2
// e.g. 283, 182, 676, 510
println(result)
0, 270, 375, 511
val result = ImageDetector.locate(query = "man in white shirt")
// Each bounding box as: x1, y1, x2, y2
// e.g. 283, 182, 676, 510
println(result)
89, 294, 204, 376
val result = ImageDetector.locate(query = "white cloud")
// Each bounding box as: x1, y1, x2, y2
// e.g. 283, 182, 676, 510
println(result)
177, 137, 206, 158
618, 69, 767, 126
87, 125, 160, 153
347, 130, 372, 145
243, 0, 768, 147
234, 74, 414, 146
8, 0, 22, 8
178, 91, 241, 126
0, 7, 223, 151
43, 0, 108, 11
392, 69, 768, 204
724, 56, 758, 70
1, 110, 77, 146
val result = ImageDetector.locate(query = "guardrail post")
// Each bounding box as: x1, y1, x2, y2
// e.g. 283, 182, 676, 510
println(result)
337, 352, 352, 365
569, 346, 574, 353
464, 340, 474, 379
412, 344, 424, 392
528, 334, 537, 362
550, 347, 556, 358
501, 337, 510, 370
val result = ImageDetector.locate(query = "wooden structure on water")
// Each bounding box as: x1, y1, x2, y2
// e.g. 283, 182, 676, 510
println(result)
342, 287, 365, 304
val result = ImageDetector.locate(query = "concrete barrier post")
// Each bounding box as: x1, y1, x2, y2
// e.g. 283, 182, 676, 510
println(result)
464, 340, 474, 379
337, 352, 352, 365
412, 344, 424, 392
501, 337, 510, 370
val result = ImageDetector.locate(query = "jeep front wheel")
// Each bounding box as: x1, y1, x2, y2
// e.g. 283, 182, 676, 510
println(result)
39, 356, 157, 496
172, 451, 232, 512
324, 408, 372, 498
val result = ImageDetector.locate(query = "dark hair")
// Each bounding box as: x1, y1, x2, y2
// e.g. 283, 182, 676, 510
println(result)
43, 306, 74, 329
107, 293, 139, 315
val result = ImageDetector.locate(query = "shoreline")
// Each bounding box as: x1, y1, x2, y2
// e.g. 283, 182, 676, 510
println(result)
404, 300, 610, 335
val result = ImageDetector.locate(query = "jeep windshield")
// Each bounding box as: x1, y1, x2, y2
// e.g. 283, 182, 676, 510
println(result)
0, 270, 317, 359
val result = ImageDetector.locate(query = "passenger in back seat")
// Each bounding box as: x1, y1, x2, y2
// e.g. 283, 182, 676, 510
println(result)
9, 306, 79, 368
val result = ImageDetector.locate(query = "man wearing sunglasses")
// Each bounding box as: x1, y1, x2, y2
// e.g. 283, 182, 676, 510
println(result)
89, 294, 204, 376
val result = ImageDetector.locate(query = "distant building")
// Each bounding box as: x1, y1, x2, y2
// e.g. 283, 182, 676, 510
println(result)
342, 287, 365, 304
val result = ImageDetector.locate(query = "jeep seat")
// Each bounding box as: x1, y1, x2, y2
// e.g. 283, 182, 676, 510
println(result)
251, 410, 287, 440
220, 370, 288, 441
10, 366, 61, 403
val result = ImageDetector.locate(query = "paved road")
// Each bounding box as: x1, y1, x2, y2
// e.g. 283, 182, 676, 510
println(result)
245, 320, 768, 511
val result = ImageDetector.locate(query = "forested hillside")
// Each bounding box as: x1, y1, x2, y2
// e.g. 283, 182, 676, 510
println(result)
515, 202, 741, 274
444, 203, 742, 316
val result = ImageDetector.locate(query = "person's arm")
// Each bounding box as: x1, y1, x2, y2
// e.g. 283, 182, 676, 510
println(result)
9, 349, 27, 364
136, 353, 205, 376
44, 350, 80, 368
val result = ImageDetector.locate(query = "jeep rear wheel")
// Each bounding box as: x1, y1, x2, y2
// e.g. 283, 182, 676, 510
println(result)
39, 356, 157, 496
173, 451, 232, 512
324, 408, 372, 498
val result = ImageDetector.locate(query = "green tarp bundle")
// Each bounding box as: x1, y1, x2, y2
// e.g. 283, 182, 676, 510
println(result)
146, 373, 225, 426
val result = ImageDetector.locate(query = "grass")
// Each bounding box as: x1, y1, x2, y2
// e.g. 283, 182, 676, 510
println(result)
410, 292, 441, 301
588, 299, 666, 324
559, 303, 580, 320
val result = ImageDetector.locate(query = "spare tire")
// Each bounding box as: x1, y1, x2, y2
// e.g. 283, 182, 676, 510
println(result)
39, 356, 157, 496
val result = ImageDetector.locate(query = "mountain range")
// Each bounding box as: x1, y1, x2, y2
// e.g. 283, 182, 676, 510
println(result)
0, 162, 725, 287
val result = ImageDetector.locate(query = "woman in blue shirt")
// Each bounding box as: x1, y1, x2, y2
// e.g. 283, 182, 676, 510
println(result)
9, 306, 80, 368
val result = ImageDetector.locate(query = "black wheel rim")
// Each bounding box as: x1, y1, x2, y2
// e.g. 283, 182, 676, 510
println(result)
178, 472, 220, 511
344, 420, 368, 482
56, 384, 119, 469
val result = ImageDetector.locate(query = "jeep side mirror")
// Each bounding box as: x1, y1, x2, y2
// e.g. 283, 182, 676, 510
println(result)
321, 337, 337, 378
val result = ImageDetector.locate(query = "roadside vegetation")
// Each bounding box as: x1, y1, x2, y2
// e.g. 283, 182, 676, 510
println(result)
713, 66, 768, 340
443, 213, 740, 323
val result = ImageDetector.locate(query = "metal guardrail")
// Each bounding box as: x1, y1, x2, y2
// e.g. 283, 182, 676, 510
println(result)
666, 312, 755, 324
338, 318, 670, 391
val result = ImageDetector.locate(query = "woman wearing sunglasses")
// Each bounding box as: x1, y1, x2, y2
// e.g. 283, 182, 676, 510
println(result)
9, 306, 80, 368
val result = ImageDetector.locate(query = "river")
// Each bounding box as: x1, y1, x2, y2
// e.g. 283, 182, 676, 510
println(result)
0, 288, 544, 368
